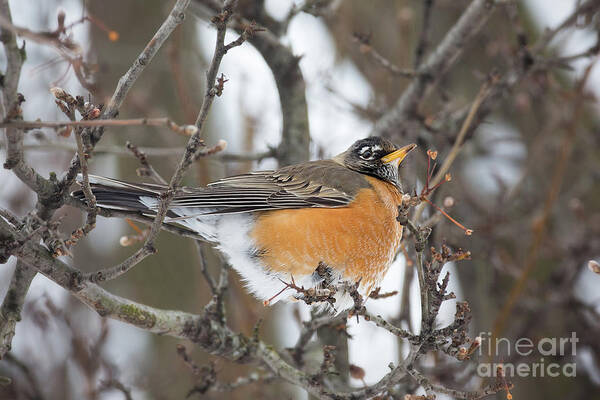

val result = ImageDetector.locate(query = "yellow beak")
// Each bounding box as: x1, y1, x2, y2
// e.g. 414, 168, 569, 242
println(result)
381, 143, 417, 164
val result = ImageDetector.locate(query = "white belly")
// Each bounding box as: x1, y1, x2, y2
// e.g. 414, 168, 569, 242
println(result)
167, 208, 361, 312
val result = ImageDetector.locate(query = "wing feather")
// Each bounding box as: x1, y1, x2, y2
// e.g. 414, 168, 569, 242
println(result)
80, 160, 371, 216
170, 160, 370, 213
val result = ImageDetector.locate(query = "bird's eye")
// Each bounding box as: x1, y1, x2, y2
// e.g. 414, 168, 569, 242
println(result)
360, 149, 373, 160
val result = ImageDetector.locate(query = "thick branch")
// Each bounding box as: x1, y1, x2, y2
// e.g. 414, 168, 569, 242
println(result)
0, 0, 23, 101
0, 221, 327, 399
0, 261, 35, 359
0, 0, 51, 194
246, 27, 309, 166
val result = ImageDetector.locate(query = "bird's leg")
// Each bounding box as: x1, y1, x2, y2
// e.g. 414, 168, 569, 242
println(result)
337, 279, 364, 323
314, 261, 335, 288
264, 270, 338, 307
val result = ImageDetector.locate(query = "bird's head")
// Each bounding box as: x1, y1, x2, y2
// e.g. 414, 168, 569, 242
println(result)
334, 137, 417, 187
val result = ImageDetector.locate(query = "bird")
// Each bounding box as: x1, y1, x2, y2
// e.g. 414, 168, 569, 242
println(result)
72, 137, 416, 312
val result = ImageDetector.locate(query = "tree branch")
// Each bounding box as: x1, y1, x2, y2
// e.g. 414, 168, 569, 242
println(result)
58, 0, 193, 202
0, 192, 492, 400
0, 261, 35, 359
0, 139, 275, 162
191, 0, 310, 166
414, 0, 436, 68
0, 117, 203, 135
1, 0, 51, 195
102, 0, 191, 121
76, 1, 244, 284
372, 0, 497, 138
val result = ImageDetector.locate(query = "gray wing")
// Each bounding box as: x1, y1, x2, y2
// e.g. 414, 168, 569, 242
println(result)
170, 160, 371, 214
75, 161, 371, 215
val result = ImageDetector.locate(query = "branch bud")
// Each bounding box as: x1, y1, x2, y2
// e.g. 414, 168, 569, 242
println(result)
427, 149, 438, 160
119, 236, 134, 247
588, 260, 600, 274
443, 196, 455, 208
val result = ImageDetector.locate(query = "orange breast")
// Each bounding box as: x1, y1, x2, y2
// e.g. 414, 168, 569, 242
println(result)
250, 176, 404, 293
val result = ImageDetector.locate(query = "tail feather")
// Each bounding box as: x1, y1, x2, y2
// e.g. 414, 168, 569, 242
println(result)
72, 175, 164, 214
71, 175, 218, 241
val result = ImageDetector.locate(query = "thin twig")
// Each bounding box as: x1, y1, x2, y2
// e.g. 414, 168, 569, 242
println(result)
0, 117, 200, 136
366, 46, 419, 78
98, 379, 133, 400
399, 213, 433, 335
73, 130, 97, 211
532, 0, 600, 53
414, 0, 436, 68
194, 0, 238, 128
191, 0, 311, 166
406, 366, 436, 398
290, 314, 346, 365
0, 12, 99, 92
176, 344, 202, 375
359, 310, 417, 340
83, 245, 158, 283
63, 127, 99, 252
431, 381, 507, 399
195, 241, 217, 294
101, 0, 191, 121
430, 75, 497, 189
0, 11, 83, 55
396, 248, 415, 326
413, 75, 497, 222
353, 32, 418, 78
126, 141, 167, 184
0, 140, 276, 162
3, 353, 44, 398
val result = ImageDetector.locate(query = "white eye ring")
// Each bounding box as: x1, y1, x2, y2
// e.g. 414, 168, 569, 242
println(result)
360, 148, 373, 160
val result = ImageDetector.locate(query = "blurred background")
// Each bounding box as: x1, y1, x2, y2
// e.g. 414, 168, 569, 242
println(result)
1, 0, 599, 399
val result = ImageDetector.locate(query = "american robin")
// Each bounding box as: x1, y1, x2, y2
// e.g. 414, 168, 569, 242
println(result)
73, 137, 416, 311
